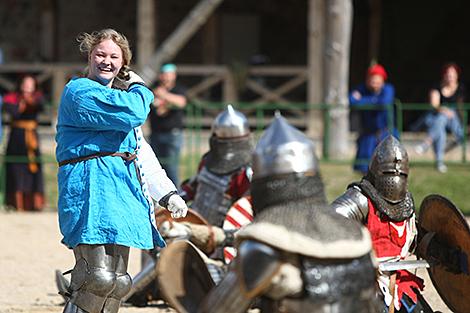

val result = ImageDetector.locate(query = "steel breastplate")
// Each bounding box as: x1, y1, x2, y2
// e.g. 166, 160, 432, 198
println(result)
192, 166, 233, 227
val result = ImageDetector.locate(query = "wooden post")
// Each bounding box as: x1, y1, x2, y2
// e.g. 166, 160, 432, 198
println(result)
40, 0, 55, 61
137, 0, 156, 68
202, 15, 218, 64
223, 68, 237, 102
323, 0, 353, 158
52, 68, 66, 108
368, 0, 382, 63
307, 0, 325, 139
140, 0, 225, 85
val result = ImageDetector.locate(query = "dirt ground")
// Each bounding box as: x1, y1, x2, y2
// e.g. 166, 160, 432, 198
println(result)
0, 212, 454, 313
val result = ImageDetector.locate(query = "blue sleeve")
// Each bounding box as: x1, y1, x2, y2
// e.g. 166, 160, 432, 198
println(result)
379, 84, 395, 105
349, 85, 367, 106
61, 80, 153, 132
349, 84, 395, 106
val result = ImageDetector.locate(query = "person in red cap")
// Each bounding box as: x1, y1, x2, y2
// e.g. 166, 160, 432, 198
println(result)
349, 63, 398, 174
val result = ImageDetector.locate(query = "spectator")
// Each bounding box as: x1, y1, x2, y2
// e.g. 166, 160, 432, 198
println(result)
349, 64, 397, 174
3, 74, 45, 211
415, 62, 465, 173
149, 63, 187, 187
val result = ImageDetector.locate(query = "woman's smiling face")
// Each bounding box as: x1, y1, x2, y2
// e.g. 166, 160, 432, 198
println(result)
88, 39, 123, 87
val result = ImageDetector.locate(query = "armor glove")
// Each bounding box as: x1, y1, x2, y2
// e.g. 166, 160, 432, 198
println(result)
167, 194, 188, 218
113, 71, 146, 90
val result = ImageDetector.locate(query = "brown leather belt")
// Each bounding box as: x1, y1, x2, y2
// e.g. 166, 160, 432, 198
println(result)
58, 152, 137, 167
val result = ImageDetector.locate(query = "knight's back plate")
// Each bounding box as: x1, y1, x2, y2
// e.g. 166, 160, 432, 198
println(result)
419, 194, 470, 313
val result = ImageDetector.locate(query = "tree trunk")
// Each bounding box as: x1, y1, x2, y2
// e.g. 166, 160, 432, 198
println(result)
140, 0, 225, 85
307, 0, 325, 140
323, 0, 353, 158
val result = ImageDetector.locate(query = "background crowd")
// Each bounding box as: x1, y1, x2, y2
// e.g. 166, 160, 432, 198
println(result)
0, 60, 466, 212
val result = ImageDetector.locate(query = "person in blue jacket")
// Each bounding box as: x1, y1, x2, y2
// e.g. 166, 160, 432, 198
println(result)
55, 28, 188, 313
349, 64, 397, 174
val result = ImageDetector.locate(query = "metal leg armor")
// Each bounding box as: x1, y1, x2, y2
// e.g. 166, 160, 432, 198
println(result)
63, 244, 130, 313
63, 301, 88, 313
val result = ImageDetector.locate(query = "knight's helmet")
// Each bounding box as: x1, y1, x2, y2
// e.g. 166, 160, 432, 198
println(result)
251, 112, 326, 213
211, 104, 250, 138
367, 135, 409, 203
205, 104, 253, 174
238, 113, 380, 312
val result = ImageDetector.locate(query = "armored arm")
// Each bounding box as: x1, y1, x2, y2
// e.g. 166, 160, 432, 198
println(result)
331, 187, 369, 224
198, 240, 283, 313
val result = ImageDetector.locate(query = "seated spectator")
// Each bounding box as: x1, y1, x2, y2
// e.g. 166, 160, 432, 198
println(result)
349, 64, 398, 175
415, 62, 465, 173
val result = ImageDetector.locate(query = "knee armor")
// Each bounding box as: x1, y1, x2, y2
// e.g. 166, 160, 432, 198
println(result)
66, 244, 130, 313
102, 273, 132, 313
69, 258, 117, 313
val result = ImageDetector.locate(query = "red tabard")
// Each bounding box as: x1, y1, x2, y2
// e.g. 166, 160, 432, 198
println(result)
366, 198, 408, 259
366, 199, 424, 305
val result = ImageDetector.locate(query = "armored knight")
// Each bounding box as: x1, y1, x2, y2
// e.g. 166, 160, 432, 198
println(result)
180, 104, 253, 228
158, 114, 381, 313
331, 135, 433, 312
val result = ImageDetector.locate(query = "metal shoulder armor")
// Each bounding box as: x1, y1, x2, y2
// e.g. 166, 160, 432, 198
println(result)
331, 186, 369, 223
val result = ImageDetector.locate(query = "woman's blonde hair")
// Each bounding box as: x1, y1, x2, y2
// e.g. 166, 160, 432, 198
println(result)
77, 28, 132, 79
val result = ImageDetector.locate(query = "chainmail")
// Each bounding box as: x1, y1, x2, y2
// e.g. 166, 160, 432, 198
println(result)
302, 254, 376, 302
252, 199, 365, 244
251, 172, 327, 214
352, 178, 414, 222
205, 135, 253, 175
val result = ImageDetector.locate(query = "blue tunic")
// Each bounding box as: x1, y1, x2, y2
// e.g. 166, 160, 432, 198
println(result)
349, 83, 398, 174
56, 78, 165, 249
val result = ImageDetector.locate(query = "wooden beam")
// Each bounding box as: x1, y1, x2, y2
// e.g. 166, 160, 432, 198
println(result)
368, 0, 382, 63
254, 72, 307, 104
40, 0, 55, 61
137, 0, 156, 68
202, 15, 218, 64
140, 0, 225, 85
245, 79, 289, 104
186, 74, 223, 98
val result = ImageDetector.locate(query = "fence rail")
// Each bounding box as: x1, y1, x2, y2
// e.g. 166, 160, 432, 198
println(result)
0, 101, 469, 210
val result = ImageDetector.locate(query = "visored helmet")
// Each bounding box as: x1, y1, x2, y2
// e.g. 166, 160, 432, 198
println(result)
368, 135, 409, 203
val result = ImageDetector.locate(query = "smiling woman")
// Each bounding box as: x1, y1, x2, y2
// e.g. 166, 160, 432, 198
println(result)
77, 29, 132, 86
55, 28, 188, 313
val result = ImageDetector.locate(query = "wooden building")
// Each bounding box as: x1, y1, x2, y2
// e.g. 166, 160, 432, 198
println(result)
0, 0, 469, 130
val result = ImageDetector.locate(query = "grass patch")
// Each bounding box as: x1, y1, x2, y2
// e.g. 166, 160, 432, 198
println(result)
19, 153, 470, 215
322, 162, 470, 215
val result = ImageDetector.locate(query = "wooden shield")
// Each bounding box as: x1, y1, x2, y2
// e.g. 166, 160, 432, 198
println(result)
222, 196, 253, 263
155, 207, 210, 229
419, 194, 470, 313
157, 240, 215, 313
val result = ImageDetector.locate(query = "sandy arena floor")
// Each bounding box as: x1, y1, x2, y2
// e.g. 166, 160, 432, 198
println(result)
0, 212, 455, 313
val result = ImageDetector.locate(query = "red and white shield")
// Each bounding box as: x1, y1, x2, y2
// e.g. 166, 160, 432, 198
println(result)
222, 196, 253, 263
